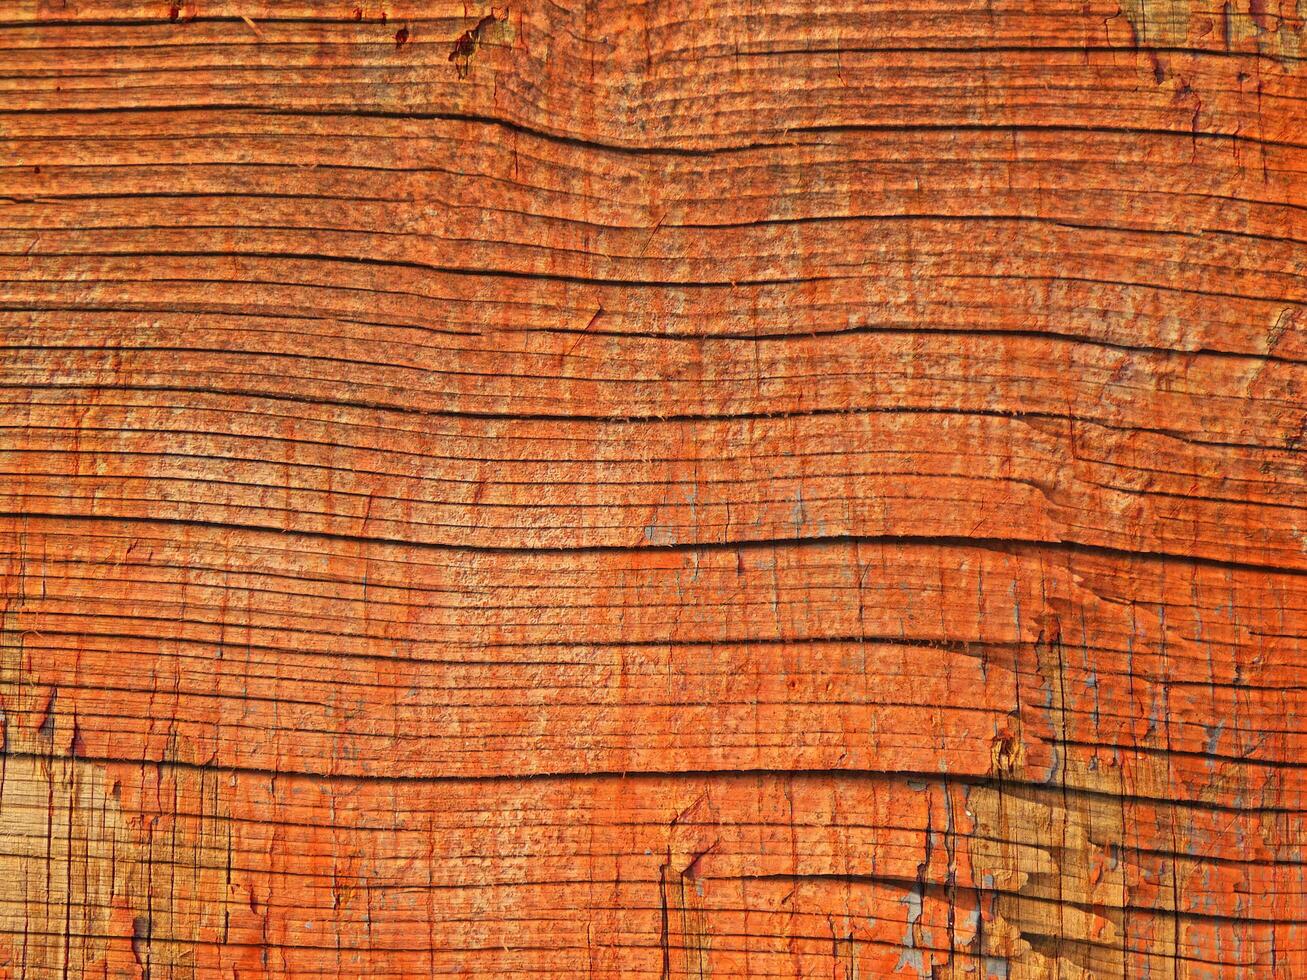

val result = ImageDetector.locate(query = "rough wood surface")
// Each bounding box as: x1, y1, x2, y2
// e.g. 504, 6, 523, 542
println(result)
1, 1, 1305, 977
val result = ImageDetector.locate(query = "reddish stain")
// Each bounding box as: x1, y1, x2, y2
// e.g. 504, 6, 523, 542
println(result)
352, 5, 363, 19
395, 25, 409, 48
168, 1, 180, 20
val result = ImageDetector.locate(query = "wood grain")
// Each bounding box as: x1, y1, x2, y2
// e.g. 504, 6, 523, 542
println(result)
1, 0, 1304, 976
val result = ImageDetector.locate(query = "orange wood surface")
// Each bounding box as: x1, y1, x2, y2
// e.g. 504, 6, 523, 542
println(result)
1, 1, 1305, 977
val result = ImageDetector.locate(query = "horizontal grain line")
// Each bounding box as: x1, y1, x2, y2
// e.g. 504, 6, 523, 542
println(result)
2, 510, 1304, 574
9, 247, 1304, 306
0, 383, 1295, 457
5, 105, 1307, 156
0, 748, 1298, 815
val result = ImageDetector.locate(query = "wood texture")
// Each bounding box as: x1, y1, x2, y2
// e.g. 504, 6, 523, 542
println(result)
1, 1, 1305, 976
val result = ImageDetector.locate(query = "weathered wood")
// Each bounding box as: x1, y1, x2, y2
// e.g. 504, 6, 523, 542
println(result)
1, 1, 1305, 977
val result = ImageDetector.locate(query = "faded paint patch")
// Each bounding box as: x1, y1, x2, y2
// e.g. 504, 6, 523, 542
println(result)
0, 752, 127, 977
449, 13, 516, 79
1120, 0, 1303, 59
0, 750, 230, 979
0, 624, 229, 977
963, 620, 1128, 978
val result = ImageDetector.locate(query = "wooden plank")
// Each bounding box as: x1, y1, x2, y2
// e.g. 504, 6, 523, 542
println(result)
1, 0, 1304, 976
